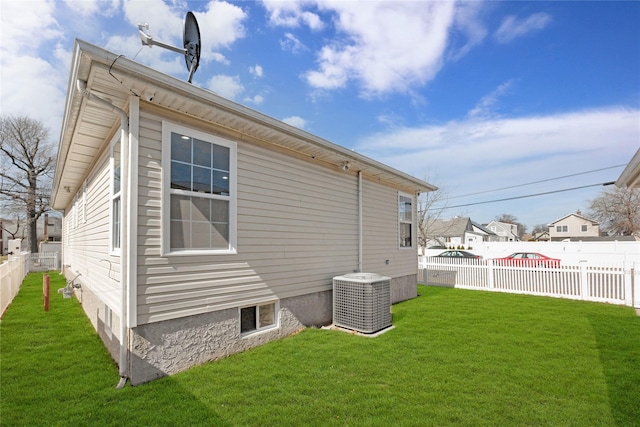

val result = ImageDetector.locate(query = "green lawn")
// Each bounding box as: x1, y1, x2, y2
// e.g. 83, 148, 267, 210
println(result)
2, 272, 639, 426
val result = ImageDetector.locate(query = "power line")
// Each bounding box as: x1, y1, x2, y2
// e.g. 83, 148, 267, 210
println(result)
439, 181, 614, 210
448, 164, 626, 200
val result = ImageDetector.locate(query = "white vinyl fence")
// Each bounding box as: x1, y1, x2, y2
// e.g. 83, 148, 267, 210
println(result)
30, 252, 61, 271
1, 252, 61, 317
1, 252, 29, 316
419, 258, 640, 308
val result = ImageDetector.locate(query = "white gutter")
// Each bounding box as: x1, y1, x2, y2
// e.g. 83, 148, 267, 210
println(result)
616, 148, 640, 188
358, 171, 363, 273
76, 79, 130, 388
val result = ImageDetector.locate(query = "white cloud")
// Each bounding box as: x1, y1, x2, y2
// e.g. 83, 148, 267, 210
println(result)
65, 0, 119, 17
0, 0, 61, 57
282, 116, 307, 129
494, 12, 552, 44
302, 1, 456, 96
356, 107, 638, 227
448, 1, 488, 61
280, 33, 307, 54
356, 107, 638, 192
244, 94, 265, 105
250, 64, 264, 78
467, 80, 515, 119
198, 1, 247, 50
261, 0, 324, 30
0, 1, 67, 137
208, 74, 244, 100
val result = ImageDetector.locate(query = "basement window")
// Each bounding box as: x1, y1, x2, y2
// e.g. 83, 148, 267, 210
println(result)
240, 302, 277, 335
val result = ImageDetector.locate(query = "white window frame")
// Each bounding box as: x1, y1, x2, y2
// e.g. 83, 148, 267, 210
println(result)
161, 121, 237, 256
110, 133, 122, 255
82, 180, 87, 224
398, 192, 414, 249
72, 194, 78, 229
581, 224, 588, 232
239, 301, 279, 336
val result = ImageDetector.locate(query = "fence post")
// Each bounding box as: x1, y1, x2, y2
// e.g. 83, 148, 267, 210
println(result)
633, 262, 640, 309
487, 259, 494, 290
622, 261, 632, 307
579, 261, 589, 301
43, 274, 50, 311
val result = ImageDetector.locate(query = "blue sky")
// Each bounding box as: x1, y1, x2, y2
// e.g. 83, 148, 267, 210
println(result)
1, 1, 638, 232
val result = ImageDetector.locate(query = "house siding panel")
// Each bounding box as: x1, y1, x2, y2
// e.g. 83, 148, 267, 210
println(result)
362, 182, 417, 277
135, 110, 363, 324
62, 145, 122, 318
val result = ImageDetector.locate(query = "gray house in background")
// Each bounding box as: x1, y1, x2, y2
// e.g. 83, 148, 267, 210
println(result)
51, 40, 436, 385
484, 220, 520, 242
426, 217, 495, 248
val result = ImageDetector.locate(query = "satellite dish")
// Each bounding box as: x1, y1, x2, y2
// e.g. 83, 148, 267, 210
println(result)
183, 12, 201, 83
138, 11, 201, 83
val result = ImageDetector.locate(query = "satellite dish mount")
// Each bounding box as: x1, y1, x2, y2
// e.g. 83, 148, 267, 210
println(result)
138, 11, 201, 83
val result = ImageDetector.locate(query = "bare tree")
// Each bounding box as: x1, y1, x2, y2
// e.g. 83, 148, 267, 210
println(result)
588, 187, 640, 237
0, 115, 55, 253
417, 177, 454, 255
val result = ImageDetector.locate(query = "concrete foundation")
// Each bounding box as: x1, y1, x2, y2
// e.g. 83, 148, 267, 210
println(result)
69, 272, 416, 386
391, 274, 418, 303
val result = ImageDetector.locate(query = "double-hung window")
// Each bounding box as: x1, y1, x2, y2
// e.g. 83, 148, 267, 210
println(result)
163, 122, 237, 255
399, 193, 413, 248
111, 134, 121, 253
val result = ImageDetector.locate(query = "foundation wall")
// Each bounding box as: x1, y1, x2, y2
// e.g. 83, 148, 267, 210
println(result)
128, 289, 333, 385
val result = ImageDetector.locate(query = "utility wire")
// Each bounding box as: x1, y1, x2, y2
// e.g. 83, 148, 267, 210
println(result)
448, 164, 626, 200
439, 181, 614, 210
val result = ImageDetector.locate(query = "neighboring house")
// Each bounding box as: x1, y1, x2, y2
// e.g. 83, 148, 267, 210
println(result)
51, 40, 436, 386
426, 217, 493, 248
484, 221, 520, 242
548, 210, 600, 241
0, 215, 61, 254
532, 230, 551, 241
471, 220, 497, 242
37, 214, 63, 242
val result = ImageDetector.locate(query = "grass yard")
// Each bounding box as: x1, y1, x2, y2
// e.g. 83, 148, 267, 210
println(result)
2, 272, 639, 426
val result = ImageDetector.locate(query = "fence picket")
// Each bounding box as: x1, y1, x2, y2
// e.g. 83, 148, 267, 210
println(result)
420, 258, 638, 308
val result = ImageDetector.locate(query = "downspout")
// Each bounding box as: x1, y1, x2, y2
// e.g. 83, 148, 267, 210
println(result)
358, 171, 363, 273
76, 80, 130, 388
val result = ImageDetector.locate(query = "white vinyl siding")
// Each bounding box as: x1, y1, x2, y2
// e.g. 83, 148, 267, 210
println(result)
135, 110, 419, 325
62, 144, 122, 317
361, 183, 417, 278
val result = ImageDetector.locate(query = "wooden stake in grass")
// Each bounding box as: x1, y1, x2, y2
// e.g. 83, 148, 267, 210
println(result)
43, 274, 50, 312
